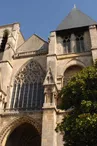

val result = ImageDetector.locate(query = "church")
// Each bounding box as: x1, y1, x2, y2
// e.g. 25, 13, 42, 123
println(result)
0, 6, 97, 146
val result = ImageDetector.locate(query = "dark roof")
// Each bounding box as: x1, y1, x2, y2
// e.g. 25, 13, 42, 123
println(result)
56, 7, 97, 31
35, 43, 48, 55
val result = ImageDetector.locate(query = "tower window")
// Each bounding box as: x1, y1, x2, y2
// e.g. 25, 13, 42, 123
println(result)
63, 36, 71, 54
0, 29, 9, 52
76, 33, 85, 53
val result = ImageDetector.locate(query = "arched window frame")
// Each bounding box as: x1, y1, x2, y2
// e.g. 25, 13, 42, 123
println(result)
10, 60, 45, 111
75, 33, 85, 53
63, 65, 83, 86
63, 35, 71, 54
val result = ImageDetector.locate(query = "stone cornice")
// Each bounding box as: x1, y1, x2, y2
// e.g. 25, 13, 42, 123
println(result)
57, 51, 92, 60
91, 47, 97, 50
14, 51, 92, 60
42, 106, 67, 115
13, 51, 47, 59
0, 110, 42, 117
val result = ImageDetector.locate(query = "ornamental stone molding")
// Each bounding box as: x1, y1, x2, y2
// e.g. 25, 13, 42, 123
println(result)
63, 59, 86, 74
0, 115, 41, 145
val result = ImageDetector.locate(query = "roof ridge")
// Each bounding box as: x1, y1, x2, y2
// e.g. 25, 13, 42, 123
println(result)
33, 33, 48, 43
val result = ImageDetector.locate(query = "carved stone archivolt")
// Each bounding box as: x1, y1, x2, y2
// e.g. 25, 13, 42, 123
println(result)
0, 115, 41, 145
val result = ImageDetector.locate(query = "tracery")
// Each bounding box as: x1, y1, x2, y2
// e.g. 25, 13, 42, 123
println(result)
10, 60, 45, 111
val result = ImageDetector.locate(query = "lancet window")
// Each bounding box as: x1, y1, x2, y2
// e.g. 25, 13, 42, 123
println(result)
10, 60, 45, 111
63, 33, 85, 54
63, 35, 71, 54
76, 33, 85, 53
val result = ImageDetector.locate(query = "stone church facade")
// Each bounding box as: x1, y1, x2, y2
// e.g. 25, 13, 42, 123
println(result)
0, 7, 97, 146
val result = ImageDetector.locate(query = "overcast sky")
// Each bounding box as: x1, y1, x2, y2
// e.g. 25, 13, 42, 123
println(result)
0, 0, 97, 40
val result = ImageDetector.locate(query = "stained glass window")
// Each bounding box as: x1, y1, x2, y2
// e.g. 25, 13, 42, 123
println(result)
10, 60, 45, 111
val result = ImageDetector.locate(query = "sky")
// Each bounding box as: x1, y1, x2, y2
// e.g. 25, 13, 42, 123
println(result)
0, 0, 97, 41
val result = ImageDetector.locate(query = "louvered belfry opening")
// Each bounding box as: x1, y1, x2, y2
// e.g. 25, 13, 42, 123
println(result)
5, 123, 41, 146
10, 60, 45, 111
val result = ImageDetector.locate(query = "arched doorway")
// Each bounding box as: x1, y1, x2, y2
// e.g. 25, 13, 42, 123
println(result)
5, 123, 41, 146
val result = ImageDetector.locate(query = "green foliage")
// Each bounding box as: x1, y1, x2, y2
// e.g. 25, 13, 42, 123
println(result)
60, 65, 97, 109
57, 63, 97, 146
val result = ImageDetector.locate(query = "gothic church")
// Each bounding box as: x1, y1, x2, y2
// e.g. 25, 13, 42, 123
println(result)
0, 7, 97, 146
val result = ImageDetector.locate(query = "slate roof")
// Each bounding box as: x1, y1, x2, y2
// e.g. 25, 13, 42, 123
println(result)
56, 7, 97, 31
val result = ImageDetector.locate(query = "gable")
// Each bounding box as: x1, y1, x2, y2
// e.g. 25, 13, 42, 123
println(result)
16, 34, 48, 54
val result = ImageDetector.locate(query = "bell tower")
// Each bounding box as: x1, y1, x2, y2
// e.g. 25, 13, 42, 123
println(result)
42, 6, 97, 146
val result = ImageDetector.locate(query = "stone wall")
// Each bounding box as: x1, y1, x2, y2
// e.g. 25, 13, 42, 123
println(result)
16, 31, 25, 49
89, 25, 97, 62
57, 112, 64, 146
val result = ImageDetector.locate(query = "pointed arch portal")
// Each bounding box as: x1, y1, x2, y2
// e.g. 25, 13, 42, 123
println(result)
5, 123, 41, 146
10, 60, 45, 111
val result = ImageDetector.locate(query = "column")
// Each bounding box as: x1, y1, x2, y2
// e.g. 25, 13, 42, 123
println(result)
89, 25, 97, 62
41, 107, 57, 146
70, 33, 76, 53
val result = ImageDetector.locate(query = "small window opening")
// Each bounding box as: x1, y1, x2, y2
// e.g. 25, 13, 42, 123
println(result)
76, 33, 85, 53
0, 29, 9, 52
63, 36, 71, 54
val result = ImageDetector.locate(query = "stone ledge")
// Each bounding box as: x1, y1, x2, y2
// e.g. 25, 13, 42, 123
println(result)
91, 47, 97, 50
57, 51, 91, 60
0, 110, 42, 117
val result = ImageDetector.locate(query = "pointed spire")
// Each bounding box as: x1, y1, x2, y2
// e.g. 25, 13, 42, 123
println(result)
73, 4, 76, 9
56, 6, 97, 31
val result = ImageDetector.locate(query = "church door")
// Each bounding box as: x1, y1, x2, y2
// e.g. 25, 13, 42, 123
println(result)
5, 123, 41, 146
